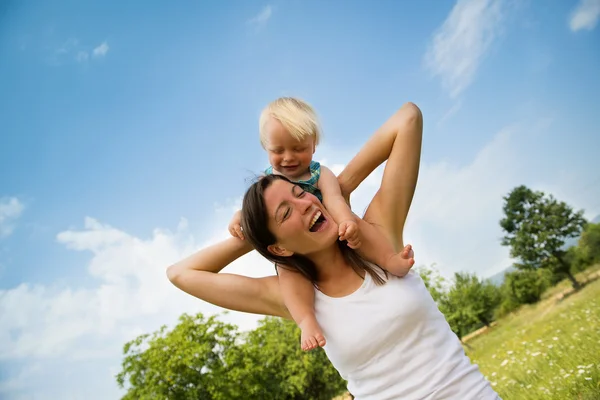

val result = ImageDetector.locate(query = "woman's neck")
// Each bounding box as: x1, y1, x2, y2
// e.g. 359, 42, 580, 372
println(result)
309, 245, 365, 297
310, 245, 355, 282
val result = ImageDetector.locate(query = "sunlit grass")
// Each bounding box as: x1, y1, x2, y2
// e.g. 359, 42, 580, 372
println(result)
466, 273, 600, 399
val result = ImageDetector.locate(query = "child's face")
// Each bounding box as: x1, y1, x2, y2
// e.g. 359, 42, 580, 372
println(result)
264, 117, 315, 180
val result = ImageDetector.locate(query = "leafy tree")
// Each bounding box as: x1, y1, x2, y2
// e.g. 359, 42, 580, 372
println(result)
565, 222, 600, 274
495, 268, 554, 318
116, 313, 346, 400
116, 313, 239, 400
494, 288, 521, 319
563, 246, 587, 274
416, 264, 447, 304
500, 185, 587, 289
439, 272, 501, 337
578, 222, 600, 266
504, 268, 552, 304
228, 317, 346, 400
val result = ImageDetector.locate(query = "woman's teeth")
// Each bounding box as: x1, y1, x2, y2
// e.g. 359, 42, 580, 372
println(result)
309, 211, 322, 230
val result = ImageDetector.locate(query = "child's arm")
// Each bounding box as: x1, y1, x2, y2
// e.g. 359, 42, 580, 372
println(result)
277, 265, 326, 350
319, 166, 355, 222
319, 166, 361, 248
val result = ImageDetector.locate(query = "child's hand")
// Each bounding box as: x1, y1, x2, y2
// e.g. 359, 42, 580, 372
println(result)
228, 210, 244, 240
339, 220, 361, 249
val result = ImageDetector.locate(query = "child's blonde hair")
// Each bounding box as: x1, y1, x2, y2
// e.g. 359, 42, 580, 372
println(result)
259, 97, 322, 149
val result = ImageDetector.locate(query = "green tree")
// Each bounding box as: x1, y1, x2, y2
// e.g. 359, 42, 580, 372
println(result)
499, 185, 587, 289
416, 264, 447, 304
563, 246, 587, 274
439, 272, 501, 337
502, 268, 552, 306
578, 222, 600, 266
116, 313, 240, 400
116, 313, 346, 400
228, 317, 346, 399
566, 222, 600, 273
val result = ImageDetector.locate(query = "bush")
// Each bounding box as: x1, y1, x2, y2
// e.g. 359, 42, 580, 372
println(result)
495, 269, 552, 318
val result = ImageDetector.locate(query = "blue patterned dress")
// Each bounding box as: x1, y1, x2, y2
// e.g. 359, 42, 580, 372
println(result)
264, 161, 323, 202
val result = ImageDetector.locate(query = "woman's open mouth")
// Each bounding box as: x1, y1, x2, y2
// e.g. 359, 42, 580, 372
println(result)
309, 211, 327, 232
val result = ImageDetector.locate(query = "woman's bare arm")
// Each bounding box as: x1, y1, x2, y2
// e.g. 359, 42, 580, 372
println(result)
167, 237, 290, 319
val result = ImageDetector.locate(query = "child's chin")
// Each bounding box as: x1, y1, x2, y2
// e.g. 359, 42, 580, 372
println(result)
283, 168, 301, 176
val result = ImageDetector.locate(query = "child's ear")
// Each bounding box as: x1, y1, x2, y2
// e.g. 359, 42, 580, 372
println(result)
267, 244, 294, 257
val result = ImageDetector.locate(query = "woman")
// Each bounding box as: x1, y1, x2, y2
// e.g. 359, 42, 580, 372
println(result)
167, 102, 500, 399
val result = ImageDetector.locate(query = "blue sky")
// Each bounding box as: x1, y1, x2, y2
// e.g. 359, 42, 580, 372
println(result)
1, 0, 599, 398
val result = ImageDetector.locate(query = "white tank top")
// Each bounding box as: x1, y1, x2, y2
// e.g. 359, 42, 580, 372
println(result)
314, 269, 500, 400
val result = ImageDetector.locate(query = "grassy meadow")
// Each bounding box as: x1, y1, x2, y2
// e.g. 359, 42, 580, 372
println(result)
465, 267, 600, 399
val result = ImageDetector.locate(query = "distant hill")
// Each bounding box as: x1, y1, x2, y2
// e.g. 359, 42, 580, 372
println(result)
486, 215, 599, 286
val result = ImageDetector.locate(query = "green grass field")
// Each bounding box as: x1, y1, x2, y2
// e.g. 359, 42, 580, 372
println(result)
465, 270, 600, 399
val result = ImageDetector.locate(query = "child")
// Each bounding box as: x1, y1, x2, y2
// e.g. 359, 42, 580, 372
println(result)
229, 97, 415, 351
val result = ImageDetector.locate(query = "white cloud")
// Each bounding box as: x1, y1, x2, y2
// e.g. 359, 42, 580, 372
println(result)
0, 197, 24, 238
247, 5, 272, 28
0, 211, 274, 398
48, 39, 109, 65
55, 38, 79, 55
1, 216, 272, 360
76, 51, 89, 62
424, 0, 505, 98
92, 42, 109, 57
0, 362, 42, 396
406, 128, 520, 278
569, 0, 600, 32
437, 100, 463, 127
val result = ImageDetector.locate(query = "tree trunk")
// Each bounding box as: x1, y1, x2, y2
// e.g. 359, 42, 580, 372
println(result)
554, 253, 581, 290
565, 270, 581, 290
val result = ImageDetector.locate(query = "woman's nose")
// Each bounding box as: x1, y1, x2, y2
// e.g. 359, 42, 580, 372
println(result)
297, 196, 313, 213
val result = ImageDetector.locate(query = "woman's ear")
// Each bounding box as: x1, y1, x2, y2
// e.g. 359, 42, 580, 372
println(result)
267, 244, 294, 257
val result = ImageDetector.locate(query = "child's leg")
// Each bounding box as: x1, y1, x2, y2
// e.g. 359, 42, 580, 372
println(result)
353, 215, 414, 277
276, 265, 326, 351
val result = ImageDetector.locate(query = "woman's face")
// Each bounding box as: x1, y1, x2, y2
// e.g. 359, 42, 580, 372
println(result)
263, 179, 338, 256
